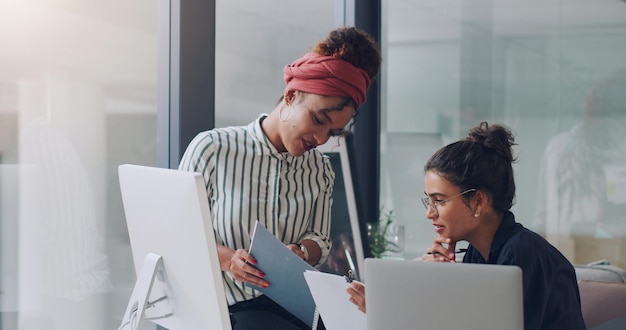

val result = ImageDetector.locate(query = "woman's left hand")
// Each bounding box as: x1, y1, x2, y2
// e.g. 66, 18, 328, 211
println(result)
286, 244, 306, 260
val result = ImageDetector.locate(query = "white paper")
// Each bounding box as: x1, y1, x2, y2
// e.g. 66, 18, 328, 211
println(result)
303, 270, 366, 330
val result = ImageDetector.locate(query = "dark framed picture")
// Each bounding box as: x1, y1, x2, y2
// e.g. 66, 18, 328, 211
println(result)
316, 136, 364, 279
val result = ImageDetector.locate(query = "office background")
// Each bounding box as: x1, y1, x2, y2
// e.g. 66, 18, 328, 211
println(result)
1, 0, 626, 328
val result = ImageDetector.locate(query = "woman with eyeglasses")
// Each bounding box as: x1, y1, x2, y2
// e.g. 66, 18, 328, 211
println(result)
347, 122, 585, 330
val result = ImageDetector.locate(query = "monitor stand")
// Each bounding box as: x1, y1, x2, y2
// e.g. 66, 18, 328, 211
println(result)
119, 253, 173, 330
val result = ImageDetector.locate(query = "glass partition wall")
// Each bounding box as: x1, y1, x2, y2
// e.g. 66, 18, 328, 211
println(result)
214, 2, 335, 127
1, 0, 338, 328
0, 1, 158, 329
381, 0, 626, 269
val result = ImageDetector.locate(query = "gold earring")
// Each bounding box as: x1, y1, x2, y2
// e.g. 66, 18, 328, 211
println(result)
279, 104, 292, 122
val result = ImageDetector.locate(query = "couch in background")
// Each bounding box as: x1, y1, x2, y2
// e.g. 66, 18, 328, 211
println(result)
574, 261, 626, 329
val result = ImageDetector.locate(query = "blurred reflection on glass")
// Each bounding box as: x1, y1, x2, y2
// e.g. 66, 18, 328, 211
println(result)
19, 118, 112, 330
318, 232, 357, 277
533, 69, 626, 266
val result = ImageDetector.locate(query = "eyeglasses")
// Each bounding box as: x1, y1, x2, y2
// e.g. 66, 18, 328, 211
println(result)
421, 189, 477, 216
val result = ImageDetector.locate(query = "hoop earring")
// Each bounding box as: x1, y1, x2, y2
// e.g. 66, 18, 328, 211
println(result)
279, 103, 292, 122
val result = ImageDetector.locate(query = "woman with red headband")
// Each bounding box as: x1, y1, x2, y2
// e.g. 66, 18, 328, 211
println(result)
178, 27, 381, 330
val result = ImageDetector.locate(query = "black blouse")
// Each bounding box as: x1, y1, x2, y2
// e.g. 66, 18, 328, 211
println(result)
463, 211, 586, 330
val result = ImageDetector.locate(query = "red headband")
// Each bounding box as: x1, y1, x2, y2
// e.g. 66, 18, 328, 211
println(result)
283, 52, 371, 108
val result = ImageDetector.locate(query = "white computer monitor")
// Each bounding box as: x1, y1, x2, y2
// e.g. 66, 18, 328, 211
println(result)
118, 164, 231, 330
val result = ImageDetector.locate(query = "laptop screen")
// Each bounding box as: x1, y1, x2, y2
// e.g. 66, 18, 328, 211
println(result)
364, 259, 523, 330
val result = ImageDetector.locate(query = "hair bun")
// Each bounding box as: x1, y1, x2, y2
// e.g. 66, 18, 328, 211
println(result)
467, 122, 517, 163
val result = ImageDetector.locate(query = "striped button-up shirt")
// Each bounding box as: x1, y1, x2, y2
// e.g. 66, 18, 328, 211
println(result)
178, 115, 334, 305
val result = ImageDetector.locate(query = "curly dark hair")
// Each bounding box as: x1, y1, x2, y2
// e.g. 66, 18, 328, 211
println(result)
312, 26, 382, 81
424, 122, 518, 213
279, 26, 382, 131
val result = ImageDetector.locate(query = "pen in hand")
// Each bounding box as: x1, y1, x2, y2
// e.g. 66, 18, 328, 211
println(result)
344, 269, 357, 283
426, 248, 467, 256
345, 270, 366, 313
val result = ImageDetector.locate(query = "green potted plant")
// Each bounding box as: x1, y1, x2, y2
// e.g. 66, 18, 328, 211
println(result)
367, 208, 402, 259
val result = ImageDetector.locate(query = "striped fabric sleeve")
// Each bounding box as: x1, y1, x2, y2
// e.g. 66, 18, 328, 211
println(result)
178, 132, 215, 174
177, 131, 218, 241
299, 154, 334, 266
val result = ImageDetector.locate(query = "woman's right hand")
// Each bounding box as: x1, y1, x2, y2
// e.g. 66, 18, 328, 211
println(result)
421, 236, 456, 263
219, 245, 269, 288
347, 281, 366, 313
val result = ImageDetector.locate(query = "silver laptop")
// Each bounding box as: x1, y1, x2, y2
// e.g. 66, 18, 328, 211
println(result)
365, 259, 523, 330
